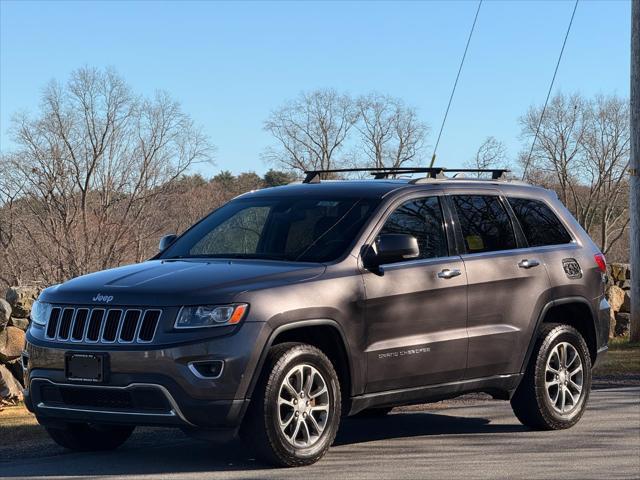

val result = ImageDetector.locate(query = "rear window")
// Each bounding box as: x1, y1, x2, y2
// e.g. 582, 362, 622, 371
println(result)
507, 198, 572, 247
451, 195, 517, 253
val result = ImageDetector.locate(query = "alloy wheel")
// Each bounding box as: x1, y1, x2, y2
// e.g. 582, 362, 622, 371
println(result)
544, 341, 584, 414
277, 364, 330, 448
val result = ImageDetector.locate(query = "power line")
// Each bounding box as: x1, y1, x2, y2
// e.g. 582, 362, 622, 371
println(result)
521, 0, 579, 180
430, 0, 483, 168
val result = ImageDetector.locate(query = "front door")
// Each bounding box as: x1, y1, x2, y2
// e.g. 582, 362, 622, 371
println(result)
362, 194, 468, 393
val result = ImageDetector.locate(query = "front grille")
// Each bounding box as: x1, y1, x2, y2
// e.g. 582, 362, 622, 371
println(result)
45, 306, 161, 344
40, 384, 171, 412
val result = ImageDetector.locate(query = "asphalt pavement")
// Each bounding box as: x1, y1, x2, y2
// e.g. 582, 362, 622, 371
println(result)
1, 387, 638, 480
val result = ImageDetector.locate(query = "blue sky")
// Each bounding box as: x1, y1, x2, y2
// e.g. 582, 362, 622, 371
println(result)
0, 0, 631, 176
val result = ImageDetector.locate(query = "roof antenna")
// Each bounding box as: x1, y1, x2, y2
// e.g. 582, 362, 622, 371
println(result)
429, 0, 482, 168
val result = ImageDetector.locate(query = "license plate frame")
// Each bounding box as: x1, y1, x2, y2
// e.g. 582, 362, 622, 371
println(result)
65, 352, 108, 383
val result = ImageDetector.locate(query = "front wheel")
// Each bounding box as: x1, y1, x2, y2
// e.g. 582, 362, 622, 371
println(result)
511, 324, 592, 430
44, 422, 134, 451
240, 342, 341, 467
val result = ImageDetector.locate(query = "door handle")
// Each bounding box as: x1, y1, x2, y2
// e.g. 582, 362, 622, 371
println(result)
518, 258, 540, 269
438, 268, 462, 279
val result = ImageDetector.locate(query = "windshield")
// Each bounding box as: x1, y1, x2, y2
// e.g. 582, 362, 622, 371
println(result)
160, 195, 380, 263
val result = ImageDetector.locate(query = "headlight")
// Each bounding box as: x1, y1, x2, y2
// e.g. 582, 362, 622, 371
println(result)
174, 304, 248, 329
30, 300, 52, 326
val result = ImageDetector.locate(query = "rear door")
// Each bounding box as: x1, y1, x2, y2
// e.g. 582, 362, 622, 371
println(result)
447, 191, 553, 379
362, 192, 468, 392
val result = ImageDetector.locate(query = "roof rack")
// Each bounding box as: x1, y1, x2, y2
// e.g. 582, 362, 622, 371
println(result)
302, 167, 510, 183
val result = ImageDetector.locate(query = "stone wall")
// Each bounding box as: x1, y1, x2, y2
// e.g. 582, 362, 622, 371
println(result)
606, 263, 632, 337
0, 286, 40, 404
0, 267, 634, 402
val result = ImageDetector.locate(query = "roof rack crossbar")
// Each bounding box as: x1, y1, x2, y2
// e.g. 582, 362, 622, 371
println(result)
302, 167, 510, 183
437, 168, 511, 180
303, 167, 446, 183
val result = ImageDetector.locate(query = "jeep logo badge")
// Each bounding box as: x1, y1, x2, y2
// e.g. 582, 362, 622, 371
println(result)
92, 293, 114, 303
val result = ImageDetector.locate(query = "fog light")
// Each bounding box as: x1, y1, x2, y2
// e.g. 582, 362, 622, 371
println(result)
188, 360, 224, 379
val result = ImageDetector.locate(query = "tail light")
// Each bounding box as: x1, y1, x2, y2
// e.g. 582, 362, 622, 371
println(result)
594, 253, 606, 273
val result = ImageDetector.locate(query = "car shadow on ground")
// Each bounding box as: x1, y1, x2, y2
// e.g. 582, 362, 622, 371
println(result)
0, 411, 527, 477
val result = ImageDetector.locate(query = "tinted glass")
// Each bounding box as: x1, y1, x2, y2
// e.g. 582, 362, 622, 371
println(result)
508, 197, 572, 247
161, 196, 380, 263
452, 195, 517, 253
380, 196, 448, 260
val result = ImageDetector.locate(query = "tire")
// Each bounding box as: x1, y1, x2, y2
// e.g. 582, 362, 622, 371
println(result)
241, 342, 341, 467
44, 422, 134, 451
351, 407, 393, 419
511, 323, 592, 430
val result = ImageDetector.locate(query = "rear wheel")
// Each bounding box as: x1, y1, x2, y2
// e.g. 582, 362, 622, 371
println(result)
241, 342, 341, 467
511, 324, 592, 430
44, 422, 134, 451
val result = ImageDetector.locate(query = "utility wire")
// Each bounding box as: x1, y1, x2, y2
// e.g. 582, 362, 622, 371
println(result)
430, 0, 483, 168
521, 0, 579, 180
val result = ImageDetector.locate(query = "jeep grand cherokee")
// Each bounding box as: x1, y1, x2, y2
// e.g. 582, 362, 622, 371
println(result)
23, 168, 609, 467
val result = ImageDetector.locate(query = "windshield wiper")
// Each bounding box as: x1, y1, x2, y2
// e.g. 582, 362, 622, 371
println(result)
163, 253, 290, 261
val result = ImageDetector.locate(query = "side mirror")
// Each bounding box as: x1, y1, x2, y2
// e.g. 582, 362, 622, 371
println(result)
364, 233, 419, 268
159, 234, 178, 252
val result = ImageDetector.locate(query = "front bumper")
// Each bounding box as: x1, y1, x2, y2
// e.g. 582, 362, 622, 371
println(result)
24, 322, 267, 430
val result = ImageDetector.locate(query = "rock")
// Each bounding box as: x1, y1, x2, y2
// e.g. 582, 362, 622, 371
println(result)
0, 299, 11, 330
6, 285, 40, 318
4, 359, 23, 386
0, 326, 25, 363
609, 308, 617, 339
8, 317, 29, 331
606, 285, 626, 313
614, 312, 631, 337
621, 290, 631, 314
609, 263, 630, 283
0, 364, 22, 401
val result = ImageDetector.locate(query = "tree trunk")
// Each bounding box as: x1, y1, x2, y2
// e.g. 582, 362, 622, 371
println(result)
630, 0, 640, 342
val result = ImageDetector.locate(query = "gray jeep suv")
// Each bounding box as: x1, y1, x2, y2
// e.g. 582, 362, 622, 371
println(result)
23, 168, 609, 467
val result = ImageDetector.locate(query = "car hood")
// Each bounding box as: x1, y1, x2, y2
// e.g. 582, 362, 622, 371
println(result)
40, 259, 326, 307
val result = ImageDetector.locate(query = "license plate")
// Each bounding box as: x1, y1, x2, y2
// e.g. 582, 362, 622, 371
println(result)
65, 353, 107, 383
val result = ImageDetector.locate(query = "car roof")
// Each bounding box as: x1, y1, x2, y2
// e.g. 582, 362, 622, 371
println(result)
242, 178, 555, 201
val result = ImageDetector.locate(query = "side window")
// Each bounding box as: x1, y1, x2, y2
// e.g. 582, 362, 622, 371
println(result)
508, 197, 572, 247
380, 196, 448, 260
452, 195, 517, 253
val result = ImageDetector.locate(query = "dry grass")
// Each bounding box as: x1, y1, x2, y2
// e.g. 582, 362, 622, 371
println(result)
0, 403, 45, 444
594, 338, 640, 376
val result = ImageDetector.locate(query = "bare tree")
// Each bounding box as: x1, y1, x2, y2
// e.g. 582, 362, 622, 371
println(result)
355, 93, 428, 169
465, 136, 508, 176
262, 89, 358, 173
520, 93, 630, 255
0, 156, 26, 286
4, 67, 213, 283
